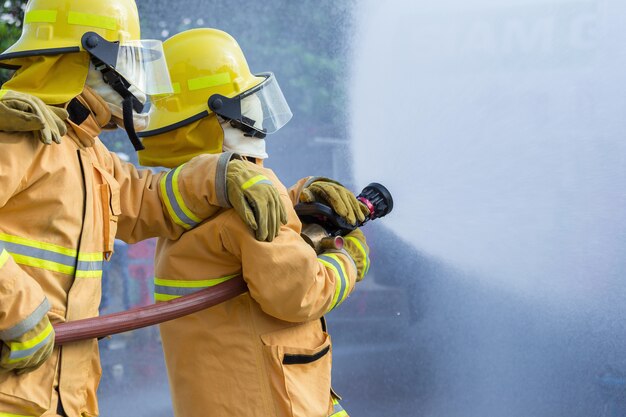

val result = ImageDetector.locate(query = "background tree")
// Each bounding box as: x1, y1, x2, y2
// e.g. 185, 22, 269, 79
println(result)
0, 0, 25, 84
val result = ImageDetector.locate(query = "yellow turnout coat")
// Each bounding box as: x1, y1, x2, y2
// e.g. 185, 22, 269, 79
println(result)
157, 169, 356, 417
0, 88, 233, 417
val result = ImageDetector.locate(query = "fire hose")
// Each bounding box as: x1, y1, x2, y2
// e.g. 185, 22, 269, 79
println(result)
53, 183, 393, 345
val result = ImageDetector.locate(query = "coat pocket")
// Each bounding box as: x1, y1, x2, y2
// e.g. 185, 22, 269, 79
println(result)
92, 165, 121, 255
261, 330, 333, 417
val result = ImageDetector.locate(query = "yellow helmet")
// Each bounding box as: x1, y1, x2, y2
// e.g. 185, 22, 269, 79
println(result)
0, 0, 172, 105
138, 28, 292, 166
0, 0, 140, 62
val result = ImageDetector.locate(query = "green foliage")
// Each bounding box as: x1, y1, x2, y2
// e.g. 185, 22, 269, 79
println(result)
0, 0, 26, 85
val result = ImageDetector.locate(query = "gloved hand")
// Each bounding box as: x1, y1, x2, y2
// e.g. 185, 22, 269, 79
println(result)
0, 315, 55, 375
300, 179, 370, 226
343, 228, 370, 281
226, 159, 287, 242
0, 90, 69, 145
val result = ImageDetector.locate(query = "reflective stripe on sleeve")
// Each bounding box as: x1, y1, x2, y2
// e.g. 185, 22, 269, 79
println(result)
154, 274, 239, 302
0, 233, 102, 278
241, 175, 272, 190
330, 398, 349, 417
0, 298, 50, 341
345, 236, 370, 279
160, 165, 202, 230
7, 321, 53, 363
318, 254, 350, 312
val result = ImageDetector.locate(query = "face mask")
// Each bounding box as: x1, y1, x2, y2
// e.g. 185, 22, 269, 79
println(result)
221, 120, 268, 160
85, 63, 149, 132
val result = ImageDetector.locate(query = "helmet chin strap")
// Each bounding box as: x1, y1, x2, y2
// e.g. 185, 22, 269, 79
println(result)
92, 59, 146, 151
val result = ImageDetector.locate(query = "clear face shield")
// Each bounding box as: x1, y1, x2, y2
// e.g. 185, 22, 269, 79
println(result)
114, 39, 173, 97
81, 32, 173, 96
207, 72, 292, 138
81, 32, 174, 150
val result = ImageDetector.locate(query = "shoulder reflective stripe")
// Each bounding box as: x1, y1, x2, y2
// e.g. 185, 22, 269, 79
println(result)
67, 11, 117, 31
24, 10, 57, 24
154, 275, 238, 299
241, 175, 271, 190
0, 90, 8, 100
7, 322, 52, 362
318, 254, 349, 311
0, 298, 50, 341
188, 72, 232, 91
0, 249, 9, 269
160, 166, 202, 230
345, 236, 369, 279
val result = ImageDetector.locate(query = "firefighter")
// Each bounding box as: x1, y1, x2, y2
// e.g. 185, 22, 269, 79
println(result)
0, 2, 286, 416
137, 28, 370, 417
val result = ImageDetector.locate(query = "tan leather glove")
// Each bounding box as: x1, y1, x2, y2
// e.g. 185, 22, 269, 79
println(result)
343, 228, 370, 281
0, 315, 55, 375
226, 159, 287, 242
300, 179, 370, 226
0, 90, 68, 145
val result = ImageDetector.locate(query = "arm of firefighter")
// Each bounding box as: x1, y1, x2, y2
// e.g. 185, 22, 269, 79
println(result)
105, 148, 234, 242
287, 176, 317, 206
0, 133, 50, 344
220, 177, 359, 322
0, 246, 50, 349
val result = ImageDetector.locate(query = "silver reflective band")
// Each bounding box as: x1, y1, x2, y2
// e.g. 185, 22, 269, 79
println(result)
318, 254, 349, 312
154, 275, 238, 302
160, 166, 202, 230
0, 298, 50, 341
0, 233, 103, 278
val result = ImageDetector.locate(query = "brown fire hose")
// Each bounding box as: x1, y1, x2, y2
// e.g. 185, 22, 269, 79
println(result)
53, 276, 247, 345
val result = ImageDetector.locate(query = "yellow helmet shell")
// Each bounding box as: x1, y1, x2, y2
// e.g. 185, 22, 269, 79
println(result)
0, 0, 141, 104
0, 0, 140, 62
144, 28, 265, 134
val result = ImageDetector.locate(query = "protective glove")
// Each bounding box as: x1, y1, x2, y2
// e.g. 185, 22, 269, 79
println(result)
343, 228, 370, 282
226, 159, 287, 242
0, 90, 69, 145
300, 179, 371, 226
0, 315, 55, 375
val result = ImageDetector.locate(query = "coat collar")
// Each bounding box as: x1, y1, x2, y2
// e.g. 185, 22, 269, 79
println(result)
65, 86, 113, 147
